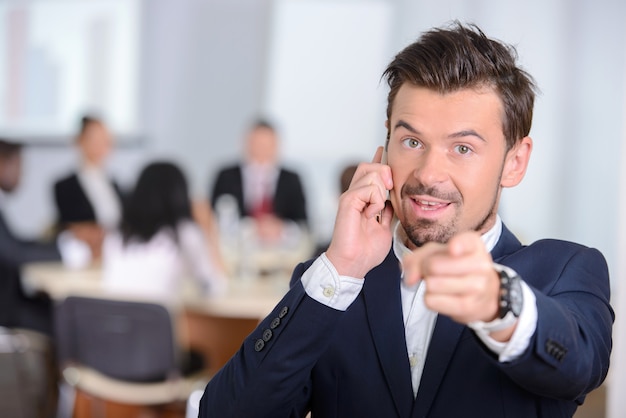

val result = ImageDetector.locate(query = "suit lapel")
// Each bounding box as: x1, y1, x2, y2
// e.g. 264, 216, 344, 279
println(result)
364, 252, 414, 418
411, 315, 465, 417
411, 223, 522, 417
491, 223, 522, 261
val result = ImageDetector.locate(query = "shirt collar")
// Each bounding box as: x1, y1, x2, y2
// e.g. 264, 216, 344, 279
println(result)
244, 162, 278, 177
79, 163, 107, 178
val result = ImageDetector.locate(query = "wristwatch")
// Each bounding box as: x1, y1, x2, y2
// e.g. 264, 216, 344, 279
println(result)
468, 266, 523, 334
498, 268, 523, 319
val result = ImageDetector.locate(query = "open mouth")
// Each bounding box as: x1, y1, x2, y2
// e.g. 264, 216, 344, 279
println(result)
408, 197, 453, 217
414, 199, 450, 211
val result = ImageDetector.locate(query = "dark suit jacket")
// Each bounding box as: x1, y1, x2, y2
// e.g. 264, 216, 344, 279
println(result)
53, 172, 123, 225
210, 165, 307, 224
0, 210, 60, 331
199, 224, 613, 417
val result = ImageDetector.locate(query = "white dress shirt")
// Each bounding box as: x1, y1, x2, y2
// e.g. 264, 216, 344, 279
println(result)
76, 164, 121, 229
241, 162, 303, 246
301, 215, 537, 397
242, 163, 278, 213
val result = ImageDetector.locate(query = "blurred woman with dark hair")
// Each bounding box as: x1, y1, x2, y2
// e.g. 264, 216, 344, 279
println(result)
102, 161, 227, 299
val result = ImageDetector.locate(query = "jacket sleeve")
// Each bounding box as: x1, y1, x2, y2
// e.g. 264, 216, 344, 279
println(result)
198, 262, 342, 417
0, 213, 61, 267
54, 178, 75, 224
499, 244, 614, 401
276, 170, 308, 224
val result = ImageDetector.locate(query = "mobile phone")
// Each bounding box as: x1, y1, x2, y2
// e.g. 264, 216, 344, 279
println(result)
378, 144, 389, 223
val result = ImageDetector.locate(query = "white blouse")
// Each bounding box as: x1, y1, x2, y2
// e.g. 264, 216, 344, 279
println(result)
77, 165, 122, 229
102, 221, 227, 300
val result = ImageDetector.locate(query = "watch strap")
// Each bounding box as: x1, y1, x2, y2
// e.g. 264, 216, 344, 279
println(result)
469, 310, 518, 333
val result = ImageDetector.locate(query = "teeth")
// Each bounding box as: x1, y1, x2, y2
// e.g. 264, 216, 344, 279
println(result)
416, 199, 445, 211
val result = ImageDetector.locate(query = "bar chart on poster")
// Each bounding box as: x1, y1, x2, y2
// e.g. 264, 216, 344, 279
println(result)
0, 0, 142, 143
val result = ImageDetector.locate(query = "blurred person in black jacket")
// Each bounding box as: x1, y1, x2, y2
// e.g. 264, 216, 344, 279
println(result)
0, 140, 92, 335
53, 115, 124, 259
0, 140, 61, 335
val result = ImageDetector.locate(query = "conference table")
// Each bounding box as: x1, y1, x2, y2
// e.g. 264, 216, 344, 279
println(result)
21, 261, 292, 376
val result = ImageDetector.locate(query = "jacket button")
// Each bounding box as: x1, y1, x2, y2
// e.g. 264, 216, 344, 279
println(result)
270, 317, 281, 329
254, 339, 265, 352
263, 328, 273, 342
545, 339, 567, 362
279, 306, 289, 318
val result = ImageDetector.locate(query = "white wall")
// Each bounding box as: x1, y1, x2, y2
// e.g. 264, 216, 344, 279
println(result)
140, 0, 274, 199
263, 0, 393, 243
607, 28, 626, 418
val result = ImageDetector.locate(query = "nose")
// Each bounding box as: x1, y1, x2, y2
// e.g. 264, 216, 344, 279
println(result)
412, 149, 449, 185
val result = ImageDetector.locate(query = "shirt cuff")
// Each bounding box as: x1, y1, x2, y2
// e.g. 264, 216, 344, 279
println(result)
57, 230, 92, 269
300, 253, 364, 311
473, 266, 537, 362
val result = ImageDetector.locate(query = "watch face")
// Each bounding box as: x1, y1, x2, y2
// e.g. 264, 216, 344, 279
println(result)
499, 270, 523, 318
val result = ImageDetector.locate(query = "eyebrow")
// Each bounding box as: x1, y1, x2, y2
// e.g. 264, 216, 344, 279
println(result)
394, 120, 486, 142
449, 129, 486, 142
394, 120, 419, 134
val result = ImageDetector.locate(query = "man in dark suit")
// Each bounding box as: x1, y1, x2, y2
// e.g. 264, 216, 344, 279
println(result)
210, 119, 307, 243
0, 140, 61, 335
199, 23, 613, 417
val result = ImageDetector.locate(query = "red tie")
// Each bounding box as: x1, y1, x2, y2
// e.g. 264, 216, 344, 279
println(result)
252, 176, 273, 218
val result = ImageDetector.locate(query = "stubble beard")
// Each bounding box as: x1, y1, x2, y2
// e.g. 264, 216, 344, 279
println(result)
403, 216, 458, 247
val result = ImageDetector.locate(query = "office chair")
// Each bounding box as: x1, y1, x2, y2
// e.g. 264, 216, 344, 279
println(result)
54, 295, 208, 409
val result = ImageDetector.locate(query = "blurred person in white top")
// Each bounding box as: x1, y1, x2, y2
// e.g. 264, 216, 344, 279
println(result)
102, 161, 227, 300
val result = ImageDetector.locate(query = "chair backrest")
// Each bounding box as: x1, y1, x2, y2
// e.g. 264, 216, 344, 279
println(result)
54, 296, 179, 383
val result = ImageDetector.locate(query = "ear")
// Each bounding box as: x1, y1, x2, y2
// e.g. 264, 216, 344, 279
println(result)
384, 120, 390, 148
501, 136, 532, 188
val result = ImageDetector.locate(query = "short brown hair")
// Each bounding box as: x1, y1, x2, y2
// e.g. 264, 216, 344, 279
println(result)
0, 139, 22, 160
383, 22, 537, 150
76, 114, 103, 141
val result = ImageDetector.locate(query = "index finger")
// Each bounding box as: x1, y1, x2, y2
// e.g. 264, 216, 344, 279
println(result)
401, 242, 447, 286
447, 231, 485, 257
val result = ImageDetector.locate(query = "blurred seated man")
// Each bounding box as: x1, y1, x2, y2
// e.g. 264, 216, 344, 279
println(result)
0, 140, 90, 335
210, 119, 308, 245
53, 115, 124, 258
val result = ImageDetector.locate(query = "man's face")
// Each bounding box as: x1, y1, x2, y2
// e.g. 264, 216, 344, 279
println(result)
387, 84, 511, 248
246, 127, 278, 165
0, 152, 22, 193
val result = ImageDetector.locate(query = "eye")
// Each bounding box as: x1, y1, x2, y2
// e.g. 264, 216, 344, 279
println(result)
455, 144, 472, 155
402, 138, 422, 149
